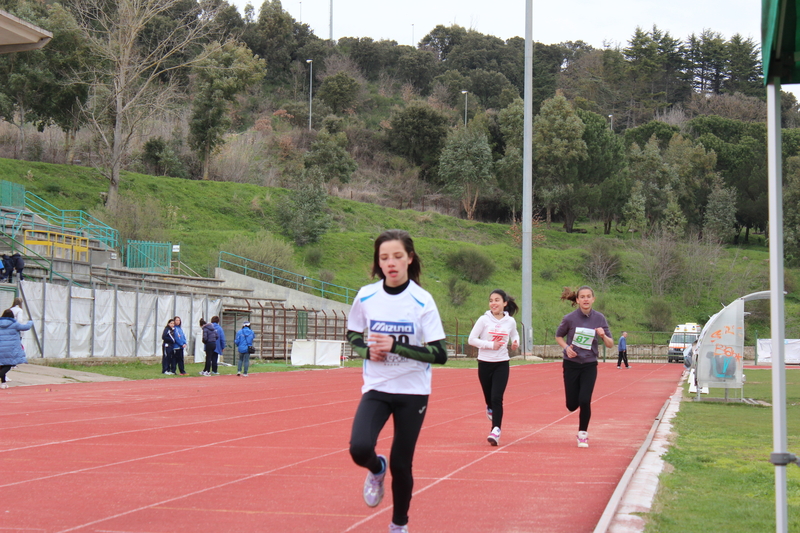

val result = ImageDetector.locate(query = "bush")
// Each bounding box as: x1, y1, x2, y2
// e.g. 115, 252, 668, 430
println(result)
222, 230, 297, 274
319, 269, 335, 283
580, 238, 622, 290
305, 247, 323, 266
447, 276, 471, 306
446, 247, 495, 283
645, 298, 673, 331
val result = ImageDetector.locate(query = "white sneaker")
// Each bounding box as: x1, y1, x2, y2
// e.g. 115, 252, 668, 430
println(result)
363, 455, 386, 507
486, 407, 493, 421
237, 372, 241, 376
389, 523, 409, 533
577, 431, 589, 448
0, 383, 8, 389
242, 374, 248, 377
487, 426, 501, 446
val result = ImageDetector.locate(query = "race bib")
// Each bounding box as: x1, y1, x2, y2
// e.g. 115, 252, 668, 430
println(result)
573, 327, 596, 350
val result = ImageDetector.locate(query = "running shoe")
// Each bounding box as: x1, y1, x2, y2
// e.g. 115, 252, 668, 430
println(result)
486, 407, 493, 421
363, 455, 386, 507
487, 426, 501, 446
389, 523, 409, 533
577, 431, 589, 448
0, 383, 8, 389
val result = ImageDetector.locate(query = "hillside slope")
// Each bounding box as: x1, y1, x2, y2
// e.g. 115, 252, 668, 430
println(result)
1, 157, 796, 342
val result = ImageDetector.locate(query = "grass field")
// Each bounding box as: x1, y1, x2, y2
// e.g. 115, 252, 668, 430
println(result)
645, 368, 800, 532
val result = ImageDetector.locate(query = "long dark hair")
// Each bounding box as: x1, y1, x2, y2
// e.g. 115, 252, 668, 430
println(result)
491, 289, 518, 316
371, 230, 422, 285
560, 285, 595, 307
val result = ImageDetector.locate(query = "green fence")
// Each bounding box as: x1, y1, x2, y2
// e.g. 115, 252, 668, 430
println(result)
126, 240, 172, 274
0, 181, 25, 208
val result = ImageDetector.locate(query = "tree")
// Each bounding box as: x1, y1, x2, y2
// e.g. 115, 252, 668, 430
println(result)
317, 71, 360, 114
69, 0, 229, 208
703, 179, 737, 243
387, 102, 449, 175
241, 0, 296, 79
575, 109, 627, 233
420, 24, 467, 61
189, 41, 265, 180
278, 167, 331, 245
438, 128, 494, 220
303, 131, 357, 183
532, 93, 587, 231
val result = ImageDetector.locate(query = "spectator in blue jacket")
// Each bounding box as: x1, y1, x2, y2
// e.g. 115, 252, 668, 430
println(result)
1, 254, 12, 283
211, 315, 225, 375
0, 308, 33, 388
235, 322, 255, 376
173, 316, 188, 375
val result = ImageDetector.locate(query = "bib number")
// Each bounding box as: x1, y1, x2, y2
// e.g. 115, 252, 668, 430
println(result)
573, 327, 595, 350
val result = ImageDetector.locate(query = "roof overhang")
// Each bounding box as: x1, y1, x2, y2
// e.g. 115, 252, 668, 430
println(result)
0, 8, 52, 54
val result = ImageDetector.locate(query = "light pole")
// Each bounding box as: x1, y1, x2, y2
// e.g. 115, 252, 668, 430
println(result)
608, 114, 613, 131
306, 59, 313, 131
461, 90, 468, 126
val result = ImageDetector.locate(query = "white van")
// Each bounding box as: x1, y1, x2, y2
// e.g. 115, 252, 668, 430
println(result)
668, 323, 702, 363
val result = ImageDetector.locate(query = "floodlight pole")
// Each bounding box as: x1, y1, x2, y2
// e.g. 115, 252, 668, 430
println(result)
521, 0, 533, 353
461, 90, 468, 126
767, 79, 790, 533
306, 59, 313, 131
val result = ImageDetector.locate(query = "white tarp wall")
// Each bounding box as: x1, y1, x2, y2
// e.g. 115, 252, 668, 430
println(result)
756, 339, 800, 364
696, 299, 745, 390
15, 280, 221, 359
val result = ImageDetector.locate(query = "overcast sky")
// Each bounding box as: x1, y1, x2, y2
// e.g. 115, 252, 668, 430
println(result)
230, 0, 763, 49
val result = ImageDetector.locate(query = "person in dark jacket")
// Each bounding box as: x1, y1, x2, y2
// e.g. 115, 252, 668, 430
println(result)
200, 318, 218, 376
0, 309, 33, 389
10, 252, 24, 282
161, 318, 177, 375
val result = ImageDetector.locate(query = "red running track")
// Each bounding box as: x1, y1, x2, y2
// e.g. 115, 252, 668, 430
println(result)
0, 361, 682, 533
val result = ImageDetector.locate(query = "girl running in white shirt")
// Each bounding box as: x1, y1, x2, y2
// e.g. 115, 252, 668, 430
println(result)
468, 289, 519, 446
347, 230, 448, 533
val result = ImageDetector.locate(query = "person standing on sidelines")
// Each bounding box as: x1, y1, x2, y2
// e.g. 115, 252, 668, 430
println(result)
200, 318, 218, 376
556, 286, 614, 448
617, 331, 629, 369
161, 318, 177, 375
211, 315, 225, 374
468, 289, 519, 446
173, 316, 188, 375
347, 230, 447, 533
235, 321, 255, 376
10, 297, 25, 322
0, 309, 33, 389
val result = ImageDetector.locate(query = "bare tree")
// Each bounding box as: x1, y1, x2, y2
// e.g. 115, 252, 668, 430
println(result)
634, 229, 684, 297
70, 0, 228, 209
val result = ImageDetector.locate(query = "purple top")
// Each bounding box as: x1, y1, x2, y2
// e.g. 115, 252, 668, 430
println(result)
555, 308, 613, 364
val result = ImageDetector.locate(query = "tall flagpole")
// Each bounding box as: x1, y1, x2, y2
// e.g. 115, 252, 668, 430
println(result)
521, 0, 533, 354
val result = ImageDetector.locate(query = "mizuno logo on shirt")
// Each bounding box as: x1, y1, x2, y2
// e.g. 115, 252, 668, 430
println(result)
370, 321, 414, 334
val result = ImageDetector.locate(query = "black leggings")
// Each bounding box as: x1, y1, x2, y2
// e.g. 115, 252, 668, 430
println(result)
617, 350, 628, 368
562, 359, 598, 432
349, 390, 428, 527
0, 364, 11, 383
478, 360, 509, 429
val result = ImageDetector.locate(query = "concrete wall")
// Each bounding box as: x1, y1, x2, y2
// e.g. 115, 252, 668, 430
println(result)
215, 268, 352, 314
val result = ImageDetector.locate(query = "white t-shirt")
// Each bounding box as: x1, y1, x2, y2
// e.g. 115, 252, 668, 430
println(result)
468, 311, 519, 362
348, 280, 445, 395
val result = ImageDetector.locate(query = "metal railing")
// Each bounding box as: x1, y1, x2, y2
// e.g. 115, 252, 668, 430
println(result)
219, 251, 358, 304
0, 231, 81, 286
22, 190, 118, 249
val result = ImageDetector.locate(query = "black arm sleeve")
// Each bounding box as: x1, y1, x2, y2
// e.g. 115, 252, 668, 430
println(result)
347, 330, 370, 360
391, 338, 448, 365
